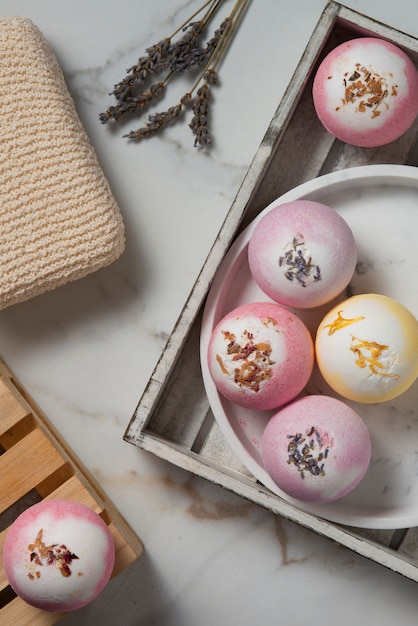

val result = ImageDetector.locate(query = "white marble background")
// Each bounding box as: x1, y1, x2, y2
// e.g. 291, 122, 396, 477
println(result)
1, 0, 418, 624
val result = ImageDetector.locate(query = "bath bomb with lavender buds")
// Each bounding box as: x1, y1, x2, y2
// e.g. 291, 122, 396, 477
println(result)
312, 37, 418, 147
262, 395, 371, 503
2, 499, 115, 613
247, 200, 357, 309
315, 293, 418, 403
207, 301, 314, 410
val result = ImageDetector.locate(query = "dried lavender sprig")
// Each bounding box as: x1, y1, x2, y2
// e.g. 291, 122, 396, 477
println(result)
186, 0, 249, 147
100, 0, 250, 148
123, 93, 192, 140
161, 0, 224, 72
168, 0, 222, 40
99, 81, 165, 123
178, 0, 245, 146
205, 0, 248, 74
111, 39, 170, 100
109, 0, 224, 100
189, 69, 217, 147
123, 0, 246, 144
159, 21, 204, 72
171, 18, 229, 73
101, 1, 226, 126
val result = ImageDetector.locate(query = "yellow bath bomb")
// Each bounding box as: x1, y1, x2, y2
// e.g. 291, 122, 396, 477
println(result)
315, 294, 418, 403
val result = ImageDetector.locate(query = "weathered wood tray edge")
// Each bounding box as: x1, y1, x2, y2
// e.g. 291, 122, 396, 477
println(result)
124, 2, 418, 582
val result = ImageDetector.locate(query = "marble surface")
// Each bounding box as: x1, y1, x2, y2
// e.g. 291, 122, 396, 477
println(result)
1, 0, 418, 623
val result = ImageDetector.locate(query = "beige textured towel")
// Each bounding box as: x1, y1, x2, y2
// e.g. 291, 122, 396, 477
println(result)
0, 17, 125, 310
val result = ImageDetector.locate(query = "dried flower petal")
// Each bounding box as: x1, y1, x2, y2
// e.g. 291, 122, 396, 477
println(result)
26, 529, 79, 580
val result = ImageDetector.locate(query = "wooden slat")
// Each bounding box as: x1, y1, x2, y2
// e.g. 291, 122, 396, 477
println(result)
0, 379, 30, 437
0, 429, 67, 513
0, 596, 65, 626
44, 474, 102, 512
0, 364, 142, 623
0, 527, 9, 591
107, 521, 139, 576
0, 416, 36, 452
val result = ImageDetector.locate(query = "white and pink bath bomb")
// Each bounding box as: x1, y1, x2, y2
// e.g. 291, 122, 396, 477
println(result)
207, 301, 314, 410
2, 499, 115, 613
248, 200, 357, 309
312, 37, 418, 147
262, 395, 371, 503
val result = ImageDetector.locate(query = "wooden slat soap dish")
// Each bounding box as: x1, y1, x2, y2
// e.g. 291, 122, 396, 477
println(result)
0, 358, 143, 624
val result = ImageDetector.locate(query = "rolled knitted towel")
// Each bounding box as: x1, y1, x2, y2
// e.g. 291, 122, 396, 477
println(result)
0, 17, 125, 310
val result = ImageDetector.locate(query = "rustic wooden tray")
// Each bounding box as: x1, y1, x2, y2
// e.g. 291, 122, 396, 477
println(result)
124, 2, 418, 581
0, 358, 143, 624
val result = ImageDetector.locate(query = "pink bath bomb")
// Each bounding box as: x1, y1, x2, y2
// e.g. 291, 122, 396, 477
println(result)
207, 301, 314, 410
312, 37, 418, 147
262, 395, 371, 503
248, 200, 356, 309
2, 499, 115, 612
